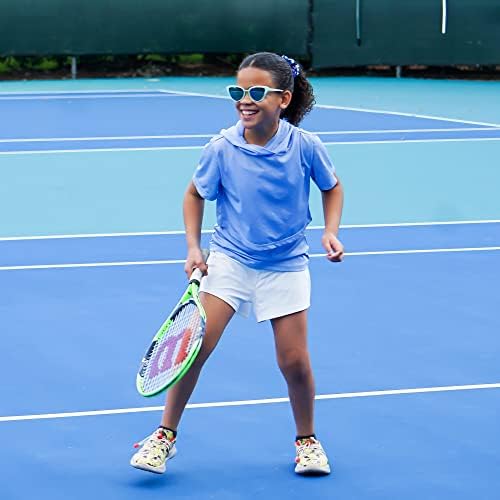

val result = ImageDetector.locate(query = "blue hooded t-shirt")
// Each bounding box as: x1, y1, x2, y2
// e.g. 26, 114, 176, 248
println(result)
192, 119, 337, 271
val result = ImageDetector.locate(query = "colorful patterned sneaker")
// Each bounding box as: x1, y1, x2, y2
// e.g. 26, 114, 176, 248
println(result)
130, 427, 177, 474
294, 436, 331, 475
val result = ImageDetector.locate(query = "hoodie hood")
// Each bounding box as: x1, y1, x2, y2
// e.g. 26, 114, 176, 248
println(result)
220, 120, 294, 156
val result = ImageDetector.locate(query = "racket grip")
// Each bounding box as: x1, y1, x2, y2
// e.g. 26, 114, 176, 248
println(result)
190, 268, 203, 283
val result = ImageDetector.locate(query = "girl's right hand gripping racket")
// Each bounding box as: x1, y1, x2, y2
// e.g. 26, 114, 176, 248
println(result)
136, 251, 209, 397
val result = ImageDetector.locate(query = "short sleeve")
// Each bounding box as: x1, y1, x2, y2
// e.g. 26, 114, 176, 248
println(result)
310, 135, 337, 191
192, 138, 222, 201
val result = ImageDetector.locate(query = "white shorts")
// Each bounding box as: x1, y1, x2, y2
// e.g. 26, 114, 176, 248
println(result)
200, 251, 311, 322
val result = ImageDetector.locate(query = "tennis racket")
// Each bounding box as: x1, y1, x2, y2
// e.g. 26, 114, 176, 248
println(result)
136, 250, 209, 397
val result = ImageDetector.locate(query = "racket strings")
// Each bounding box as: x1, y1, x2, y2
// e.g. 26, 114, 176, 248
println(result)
142, 302, 202, 393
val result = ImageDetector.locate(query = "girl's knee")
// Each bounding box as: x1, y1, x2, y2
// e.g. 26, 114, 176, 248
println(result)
278, 352, 312, 382
194, 343, 216, 367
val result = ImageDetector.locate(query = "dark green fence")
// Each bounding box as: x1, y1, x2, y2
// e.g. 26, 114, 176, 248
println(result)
0, 0, 309, 57
312, 0, 500, 68
0, 0, 499, 67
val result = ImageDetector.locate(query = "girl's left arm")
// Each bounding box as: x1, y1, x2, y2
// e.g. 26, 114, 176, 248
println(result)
321, 177, 344, 262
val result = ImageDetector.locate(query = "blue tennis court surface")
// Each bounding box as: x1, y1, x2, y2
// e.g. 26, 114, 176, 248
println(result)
1, 89, 500, 153
1, 80, 499, 500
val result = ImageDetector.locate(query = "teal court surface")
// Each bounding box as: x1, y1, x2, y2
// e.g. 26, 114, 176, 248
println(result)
1, 77, 499, 499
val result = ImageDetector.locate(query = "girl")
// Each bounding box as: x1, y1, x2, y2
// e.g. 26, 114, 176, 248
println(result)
131, 52, 344, 476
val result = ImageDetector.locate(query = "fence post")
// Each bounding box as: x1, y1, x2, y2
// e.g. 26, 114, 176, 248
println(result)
71, 57, 77, 79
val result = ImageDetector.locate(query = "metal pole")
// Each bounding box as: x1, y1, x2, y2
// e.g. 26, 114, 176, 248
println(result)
71, 57, 77, 79
355, 0, 361, 46
441, 0, 447, 34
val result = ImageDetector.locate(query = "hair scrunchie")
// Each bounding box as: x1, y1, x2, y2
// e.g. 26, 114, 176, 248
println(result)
281, 55, 301, 78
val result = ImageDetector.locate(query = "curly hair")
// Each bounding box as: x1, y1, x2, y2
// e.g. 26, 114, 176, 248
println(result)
238, 52, 315, 127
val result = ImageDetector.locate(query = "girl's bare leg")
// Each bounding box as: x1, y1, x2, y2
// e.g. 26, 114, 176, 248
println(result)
271, 309, 315, 437
161, 292, 235, 430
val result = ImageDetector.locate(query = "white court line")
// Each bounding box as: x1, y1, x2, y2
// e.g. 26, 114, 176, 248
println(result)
2, 135, 500, 156
323, 137, 500, 146
1, 382, 499, 423
1, 219, 499, 242
0, 89, 169, 95
0, 259, 185, 271
0, 133, 214, 143
335, 219, 500, 229
306, 127, 500, 134
2, 87, 498, 128
311, 246, 500, 257
158, 88, 500, 128
0, 229, 211, 241
1, 127, 498, 144
0, 94, 181, 101
0, 145, 205, 156
1, 246, 499, 272
317, 104, 500, 128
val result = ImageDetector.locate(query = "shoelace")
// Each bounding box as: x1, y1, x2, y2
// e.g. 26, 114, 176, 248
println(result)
295, 439, 325, 465
133, 430, 175, 454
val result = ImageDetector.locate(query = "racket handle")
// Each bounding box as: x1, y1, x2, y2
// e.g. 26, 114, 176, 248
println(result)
190, 268, 203, 283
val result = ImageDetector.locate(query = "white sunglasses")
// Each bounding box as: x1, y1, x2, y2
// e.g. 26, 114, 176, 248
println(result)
226, 85, 284, 103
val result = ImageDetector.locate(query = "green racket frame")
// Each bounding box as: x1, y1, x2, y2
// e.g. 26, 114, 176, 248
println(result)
136, 259, 208, 397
